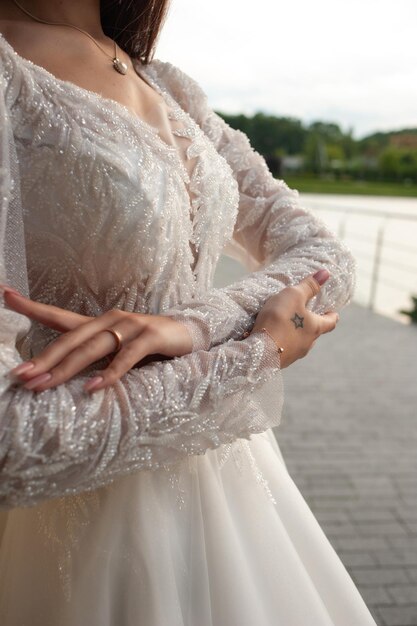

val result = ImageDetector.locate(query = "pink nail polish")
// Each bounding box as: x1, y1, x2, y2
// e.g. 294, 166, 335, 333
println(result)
24, 373, 52, 390
313, 269, 330, 285
84, 376, 104, 392
11, 362, 35, 376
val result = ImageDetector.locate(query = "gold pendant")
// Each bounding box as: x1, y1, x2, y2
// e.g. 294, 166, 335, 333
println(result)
113, 57, 128, 75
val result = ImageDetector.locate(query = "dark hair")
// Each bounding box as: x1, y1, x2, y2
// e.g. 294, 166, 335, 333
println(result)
100, 0, 171, 64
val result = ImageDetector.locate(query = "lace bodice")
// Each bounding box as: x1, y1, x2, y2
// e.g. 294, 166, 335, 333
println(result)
0, 32, 356, 509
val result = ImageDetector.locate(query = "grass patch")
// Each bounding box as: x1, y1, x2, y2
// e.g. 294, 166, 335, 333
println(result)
282, 177, 417, 197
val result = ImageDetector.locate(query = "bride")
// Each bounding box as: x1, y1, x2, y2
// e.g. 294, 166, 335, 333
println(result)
0, 0, 377, 624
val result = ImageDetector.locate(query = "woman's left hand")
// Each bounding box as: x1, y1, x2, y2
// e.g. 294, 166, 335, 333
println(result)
2, 288, 193, 393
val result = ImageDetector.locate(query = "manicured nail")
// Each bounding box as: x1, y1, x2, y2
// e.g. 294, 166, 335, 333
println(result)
84, 376, 104, 392
24, 373, 52, 390
10, 362, 35, 376
313, 269, 330, 285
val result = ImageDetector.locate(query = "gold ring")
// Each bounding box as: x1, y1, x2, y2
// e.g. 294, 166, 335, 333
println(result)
104, 328, 123, 353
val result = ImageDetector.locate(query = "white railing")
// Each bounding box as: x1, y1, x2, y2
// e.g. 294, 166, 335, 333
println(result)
307, 204, 417, 311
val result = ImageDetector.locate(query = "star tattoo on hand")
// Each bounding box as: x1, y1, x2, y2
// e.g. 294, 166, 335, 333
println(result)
291, 312, 304, 329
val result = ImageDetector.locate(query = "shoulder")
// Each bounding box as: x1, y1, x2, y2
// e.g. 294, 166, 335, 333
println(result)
144, 58, 209, 122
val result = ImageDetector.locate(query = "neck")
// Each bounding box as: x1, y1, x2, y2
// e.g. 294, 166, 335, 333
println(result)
10, 0, 104, 39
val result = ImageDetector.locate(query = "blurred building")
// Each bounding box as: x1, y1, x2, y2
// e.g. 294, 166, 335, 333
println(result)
281, 155, 305, 174
389, 133, 417, 149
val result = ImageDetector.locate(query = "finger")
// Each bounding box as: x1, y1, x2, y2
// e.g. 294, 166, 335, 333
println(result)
12, 311, 133, 381
316, 311, 339, 335
84, 332, 156, 393
22, 317, 143, 391
294, 269, 330, 304
2, 290, 88, 332
22, 330, 122, 392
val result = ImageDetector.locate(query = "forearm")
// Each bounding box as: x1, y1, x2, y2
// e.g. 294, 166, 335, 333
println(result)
163, 185, 356, 352
0, 317, 283, 509
158, 72, 356, 352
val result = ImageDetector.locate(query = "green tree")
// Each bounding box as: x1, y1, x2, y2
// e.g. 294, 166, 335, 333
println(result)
215, 110, 417, 183
378, 147, 401, 181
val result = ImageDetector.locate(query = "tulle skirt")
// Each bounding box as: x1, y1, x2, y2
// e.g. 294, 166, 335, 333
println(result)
0, 429, 377, 626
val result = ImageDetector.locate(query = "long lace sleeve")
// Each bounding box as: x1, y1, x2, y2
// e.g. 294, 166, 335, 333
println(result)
157, 62, 357, 351
0, 72, 284, 510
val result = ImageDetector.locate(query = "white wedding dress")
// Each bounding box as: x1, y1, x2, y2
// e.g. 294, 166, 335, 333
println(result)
0, 32, 377, 625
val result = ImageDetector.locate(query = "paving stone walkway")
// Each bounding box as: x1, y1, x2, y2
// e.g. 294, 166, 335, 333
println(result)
274, 301, 417, 626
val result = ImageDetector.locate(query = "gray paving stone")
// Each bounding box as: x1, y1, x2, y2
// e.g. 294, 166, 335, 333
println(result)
377, 605, 417, 626
314, 508, 352, 523
299, 483, 357, 497
353, 522, 410, 537
375, 549, 417, 568
360, 586, 393, 607
398, 506, 417, 523
388, 585, 417, 605
350, 508, 398, 523
326, 534, 390, 552
349, 568, 410, 586
389, 537, 417, 550
337, 551, 378, 568
308, 498, 362, 510
405, 523, 417, 535
406, 569, 417, 584
316, 521, 358, 537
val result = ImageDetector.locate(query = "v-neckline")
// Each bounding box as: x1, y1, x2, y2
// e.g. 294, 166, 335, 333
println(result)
0, 31, 193, 165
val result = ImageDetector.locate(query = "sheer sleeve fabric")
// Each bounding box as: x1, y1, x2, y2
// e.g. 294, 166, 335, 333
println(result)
0, 65, 285, 510
157, 62, 357, 352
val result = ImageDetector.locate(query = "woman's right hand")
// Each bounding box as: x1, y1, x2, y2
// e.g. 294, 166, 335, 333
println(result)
251, 269, 340, 369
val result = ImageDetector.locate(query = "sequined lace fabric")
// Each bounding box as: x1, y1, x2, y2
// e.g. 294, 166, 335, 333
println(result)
0, 32, 355, 510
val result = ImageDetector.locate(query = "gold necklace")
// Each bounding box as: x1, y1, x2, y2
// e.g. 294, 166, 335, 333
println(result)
10, 0, 129, 75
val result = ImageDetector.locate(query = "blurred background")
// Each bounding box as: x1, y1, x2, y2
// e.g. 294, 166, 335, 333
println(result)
158, 3, 417, 625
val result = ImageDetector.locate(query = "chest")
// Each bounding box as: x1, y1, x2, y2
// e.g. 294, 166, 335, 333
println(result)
9, 63, 239, 310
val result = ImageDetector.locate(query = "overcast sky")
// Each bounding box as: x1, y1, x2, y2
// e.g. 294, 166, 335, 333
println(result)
156, 0, 417, 140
